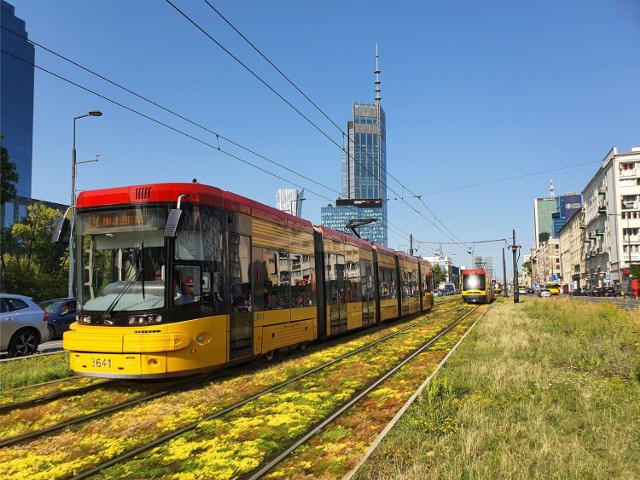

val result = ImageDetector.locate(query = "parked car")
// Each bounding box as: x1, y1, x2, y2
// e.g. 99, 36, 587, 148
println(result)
0, 293, 49, 357
604, 287, 618, 297
38, 298, 77, 341
538, 288, 552, 298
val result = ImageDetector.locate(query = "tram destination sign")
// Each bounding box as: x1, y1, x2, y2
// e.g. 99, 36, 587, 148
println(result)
82, 208, 164, 233
89, 211, 146, 229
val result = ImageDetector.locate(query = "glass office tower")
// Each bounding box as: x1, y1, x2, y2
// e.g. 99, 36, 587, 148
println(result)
533, 198, 558, 247
1, 0, 34, 199
322, 48, 388, 246
322, 103, 388, 246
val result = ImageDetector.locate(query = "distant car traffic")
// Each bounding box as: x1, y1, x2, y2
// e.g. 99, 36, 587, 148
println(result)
0, 293, 49, 357
38, 298, 77, 341
538, 288, 552, 298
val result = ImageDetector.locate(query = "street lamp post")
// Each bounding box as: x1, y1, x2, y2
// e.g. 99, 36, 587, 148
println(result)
72, 110, 102, 207
69, 110, 102, 297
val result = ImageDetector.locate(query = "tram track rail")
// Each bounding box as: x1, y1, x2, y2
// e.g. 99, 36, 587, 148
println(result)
249, 305, 481, 479
67, 304, 478, 480
0, 379, 117, 415
0, 301, 470, 479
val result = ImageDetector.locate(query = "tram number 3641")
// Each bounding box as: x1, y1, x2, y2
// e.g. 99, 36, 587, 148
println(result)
91, 358, 113, 369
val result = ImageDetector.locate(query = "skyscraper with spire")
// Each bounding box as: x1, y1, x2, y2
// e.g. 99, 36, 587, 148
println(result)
321, 46, 388, 245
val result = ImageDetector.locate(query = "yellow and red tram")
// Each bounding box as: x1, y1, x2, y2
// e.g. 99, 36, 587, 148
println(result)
461, 268, 495, 304
62, 182, 434, 378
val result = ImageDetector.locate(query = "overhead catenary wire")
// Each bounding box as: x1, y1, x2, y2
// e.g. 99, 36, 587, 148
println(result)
3, 13, 581, 253
1, 41, 417, 243
168, 0, 472, 250
1, 24, 415, 244
0, 25, 341, 200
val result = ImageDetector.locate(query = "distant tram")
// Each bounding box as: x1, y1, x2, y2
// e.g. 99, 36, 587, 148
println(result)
61, 182, 435, 379
461, 269, 496, 304
547, 281, 560, 295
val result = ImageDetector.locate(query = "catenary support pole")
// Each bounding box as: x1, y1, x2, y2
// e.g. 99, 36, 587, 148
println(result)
512, 229, 519, 303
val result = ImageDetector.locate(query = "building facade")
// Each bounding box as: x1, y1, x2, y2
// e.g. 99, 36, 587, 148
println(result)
533, 238, 560, 286
1, 0, 35, 200
558, 207, 585, 291
581, 146, 640, 293
1, 195, 67, 229
276, 189, 304, 217
423, 255, 460, 287
530, 147, 640, 294
552, 193, 582, 238
473, 255, 494, 277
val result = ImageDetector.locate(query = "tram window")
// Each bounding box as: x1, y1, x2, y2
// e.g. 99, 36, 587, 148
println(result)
252, 248, 290, 310
174, 265, 201, 304
361, 260, 373, 301
230, 234, 251, 313
290, 252, 314, 307
380, 267, 397, 300
175, 207, 222, 261
326, 253, 345, 305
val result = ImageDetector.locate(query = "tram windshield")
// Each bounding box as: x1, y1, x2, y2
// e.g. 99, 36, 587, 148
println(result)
463, 274, 486, 291
76, 206, 168, 312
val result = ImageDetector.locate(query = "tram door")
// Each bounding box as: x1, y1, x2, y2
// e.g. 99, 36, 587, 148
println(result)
229, 234, 253, 361
327, 253, 348, 333
361, 259, 374, 326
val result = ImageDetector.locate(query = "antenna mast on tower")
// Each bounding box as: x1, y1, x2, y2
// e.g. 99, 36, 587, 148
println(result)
374, 44, 381, 106
550, 178, 555, 199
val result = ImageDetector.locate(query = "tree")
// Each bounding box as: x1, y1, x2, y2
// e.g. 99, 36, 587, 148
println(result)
538, 232, 550, 244
0, 133, 19, 206
1, 204, 68, 300
433, 264, 447, 288
523, 260, 532, 278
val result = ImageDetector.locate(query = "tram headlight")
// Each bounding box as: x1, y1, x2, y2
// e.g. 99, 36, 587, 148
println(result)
78, 315, 92, 324
127, 314, 164, 326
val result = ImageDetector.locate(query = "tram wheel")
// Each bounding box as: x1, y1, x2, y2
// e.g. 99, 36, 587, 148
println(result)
265, 349, 275, 360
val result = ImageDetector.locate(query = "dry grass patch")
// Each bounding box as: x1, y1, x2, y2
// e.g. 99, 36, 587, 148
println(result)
355, 298, 640, 480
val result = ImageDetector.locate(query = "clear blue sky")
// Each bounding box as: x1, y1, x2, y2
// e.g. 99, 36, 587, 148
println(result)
9, 0, 640, 276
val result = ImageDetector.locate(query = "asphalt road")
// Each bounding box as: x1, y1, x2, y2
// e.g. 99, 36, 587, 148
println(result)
0, 339, 63, 360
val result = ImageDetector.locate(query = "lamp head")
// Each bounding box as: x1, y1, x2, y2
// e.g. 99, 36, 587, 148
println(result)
89, 110, 102, 117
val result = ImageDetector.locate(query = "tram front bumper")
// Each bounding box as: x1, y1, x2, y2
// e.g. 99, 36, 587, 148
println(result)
64, 330, 191, 353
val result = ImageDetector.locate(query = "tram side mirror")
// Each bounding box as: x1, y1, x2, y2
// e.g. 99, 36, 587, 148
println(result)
52, 217, 70, 244
164, 209, 183, 238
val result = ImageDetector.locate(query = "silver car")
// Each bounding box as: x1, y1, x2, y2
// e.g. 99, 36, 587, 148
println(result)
538, 288, 552, 298
0, 293, 49, 357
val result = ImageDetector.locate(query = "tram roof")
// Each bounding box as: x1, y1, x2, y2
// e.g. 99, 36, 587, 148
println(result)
463, 268, 488, 275
76, 182, 315, 233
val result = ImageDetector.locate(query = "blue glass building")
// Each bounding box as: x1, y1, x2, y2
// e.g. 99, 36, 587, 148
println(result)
1, 0, 35, 226
321, 49, 388, 246
552, 193, 582, 238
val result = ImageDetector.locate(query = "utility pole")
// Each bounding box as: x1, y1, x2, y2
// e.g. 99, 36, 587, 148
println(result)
409, 234, 414, 256
512, 229, 520, 303
502, 248, 508, 297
